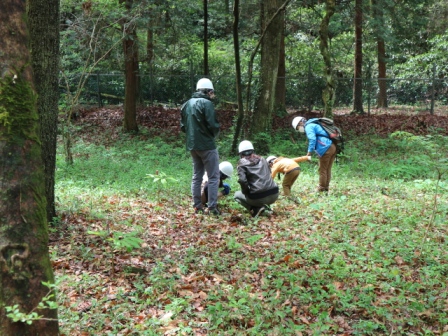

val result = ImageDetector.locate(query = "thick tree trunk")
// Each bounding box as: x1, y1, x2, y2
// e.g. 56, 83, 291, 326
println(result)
252, 0, 283, 135
28, 0, 60, 223
0, 1, 59, 334
353, 0, 364, 114
121, 0, 139, 132
319, 0, 336, 118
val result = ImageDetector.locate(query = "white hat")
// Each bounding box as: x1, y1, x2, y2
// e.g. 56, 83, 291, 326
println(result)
219, 161, 233, 179
238, 140, 254, 154
196, 78, 214, 90
266, 156, 277, 164
292, 116, 305, 130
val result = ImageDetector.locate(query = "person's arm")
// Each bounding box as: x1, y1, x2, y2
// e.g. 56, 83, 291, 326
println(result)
237, 166, 250, 195
305, 124, 317, 155
292, 156, 311, 163
271, 162, 280, 179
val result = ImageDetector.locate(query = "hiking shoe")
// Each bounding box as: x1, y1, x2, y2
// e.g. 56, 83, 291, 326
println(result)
206, 208, 221, 216
251, 206, 265, 218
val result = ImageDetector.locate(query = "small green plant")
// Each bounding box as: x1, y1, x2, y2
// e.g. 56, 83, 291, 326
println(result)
5, 282, 58, 325
146, 171, 179, 201
87, 230, 143, 253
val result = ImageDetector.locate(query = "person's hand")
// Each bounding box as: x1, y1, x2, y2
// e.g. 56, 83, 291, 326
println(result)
222, 183, 231, 195
307, 152, 312, 157
307, 156, 312, 161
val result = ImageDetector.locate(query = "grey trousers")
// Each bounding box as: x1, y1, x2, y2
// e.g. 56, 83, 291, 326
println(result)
191, 149, 220, 210
234, 190, 279, 211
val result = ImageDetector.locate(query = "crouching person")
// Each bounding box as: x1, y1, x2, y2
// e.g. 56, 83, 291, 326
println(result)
234, 141, 279, 217
266, 155, 311, 196
201, 161, 234, 208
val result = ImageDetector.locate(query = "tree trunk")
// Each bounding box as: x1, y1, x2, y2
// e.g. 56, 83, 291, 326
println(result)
0, 1, 59, 334
252, 0, 284, 135
319, 0, 336, 118
353, 0, 364, 114
231, 0, 245, 155
372, 0, 388, 108
28, 0, 60, 223
121, 0, 139, 132
204, 0, 209, 76
275, 20, 286, 112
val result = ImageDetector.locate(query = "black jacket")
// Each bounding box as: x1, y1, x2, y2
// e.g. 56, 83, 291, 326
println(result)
237, 155, 279, 199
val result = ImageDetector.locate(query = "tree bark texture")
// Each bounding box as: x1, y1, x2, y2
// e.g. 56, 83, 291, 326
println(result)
121, 0, 139, 132
231, 0, 246, 155
28, 0, 60, 223
275, 22, 286, 112
252, 0, 284, 134
204, 0, 209, 76
0, 1, 59, 334
353, 0, 364, 114
372, 0, 388, 108
319, 0, 336, 118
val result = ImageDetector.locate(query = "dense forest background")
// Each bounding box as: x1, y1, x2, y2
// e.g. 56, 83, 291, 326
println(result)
60, 0, 448, 113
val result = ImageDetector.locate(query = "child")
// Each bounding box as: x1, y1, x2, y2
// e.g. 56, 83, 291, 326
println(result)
266, 155, 311, 196
201, 161, 233, 209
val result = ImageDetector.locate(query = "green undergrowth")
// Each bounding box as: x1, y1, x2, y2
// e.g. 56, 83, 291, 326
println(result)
53, 125, 448, 335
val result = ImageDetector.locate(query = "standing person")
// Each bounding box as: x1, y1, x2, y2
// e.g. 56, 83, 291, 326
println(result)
292, 116, 337, 192
181, 78, 221, 215
266, 155, 311, 196
234, 141, 279, 217
201, 161, 233, 208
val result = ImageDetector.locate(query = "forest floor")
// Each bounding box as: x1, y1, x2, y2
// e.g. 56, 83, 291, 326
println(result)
52, 105, 448, 335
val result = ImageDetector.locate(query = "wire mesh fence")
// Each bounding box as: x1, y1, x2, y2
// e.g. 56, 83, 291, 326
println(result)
65, 70, 448, 114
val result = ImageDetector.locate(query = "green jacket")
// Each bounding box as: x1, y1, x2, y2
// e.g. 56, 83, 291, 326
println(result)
180, 92, 220, 151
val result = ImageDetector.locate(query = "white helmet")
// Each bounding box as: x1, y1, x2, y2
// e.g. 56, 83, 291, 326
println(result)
292, 116, 305, 130
238, 140, 254, 154
196, 78, 214, 90
219, 161, 233, 179
266, 156, 277, 164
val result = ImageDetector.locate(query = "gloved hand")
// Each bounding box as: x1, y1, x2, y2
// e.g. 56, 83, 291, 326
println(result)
222, 183, 231, 196
307, 156, 312, 161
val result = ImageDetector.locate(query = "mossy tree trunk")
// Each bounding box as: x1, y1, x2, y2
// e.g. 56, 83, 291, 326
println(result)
28, 0, 60, 223
0, 1, 59, 334
251, 0, 284, 135
319, 0, 336, 118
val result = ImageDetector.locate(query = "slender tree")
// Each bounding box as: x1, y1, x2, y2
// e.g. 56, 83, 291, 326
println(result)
353, 0, 364, 114
319, 0, 336, 118
275, 17, 286, 112
371, 0, 388, 108
28, 0, 60, 222
204, 0, 209, 76
0, 0, 59, 334
121, 0, 139, 132
231, 0, 245, 154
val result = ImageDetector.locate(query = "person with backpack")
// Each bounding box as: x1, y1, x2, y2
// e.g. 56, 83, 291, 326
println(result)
234, 141, 279, 217
292, 116, 337, 193
201, 161, 233, 209
181, 78, 221, 216
266, 155, 311, 196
